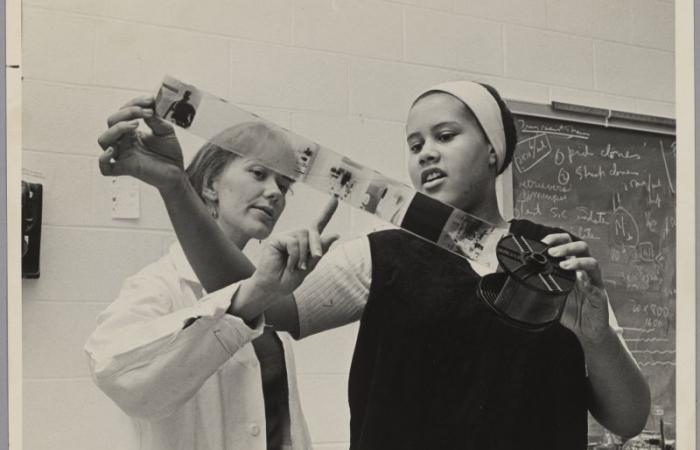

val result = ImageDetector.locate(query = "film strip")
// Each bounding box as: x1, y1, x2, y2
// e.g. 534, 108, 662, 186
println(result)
154, 75, 508, 270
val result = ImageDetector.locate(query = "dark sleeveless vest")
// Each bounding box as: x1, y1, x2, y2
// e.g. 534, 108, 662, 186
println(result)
348, 219, 588, 450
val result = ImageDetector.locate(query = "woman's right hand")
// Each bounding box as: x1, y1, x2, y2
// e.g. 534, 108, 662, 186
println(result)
251, 197, 340, 297
97, 95, 186, 193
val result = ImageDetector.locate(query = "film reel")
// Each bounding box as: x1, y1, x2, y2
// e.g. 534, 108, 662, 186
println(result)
478, 234, 577, 331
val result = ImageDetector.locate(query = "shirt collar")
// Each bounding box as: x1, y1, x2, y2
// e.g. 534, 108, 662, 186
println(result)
168, 242, 200, 284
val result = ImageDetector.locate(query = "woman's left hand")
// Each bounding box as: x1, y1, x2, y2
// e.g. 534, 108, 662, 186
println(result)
542, 233, 610, 344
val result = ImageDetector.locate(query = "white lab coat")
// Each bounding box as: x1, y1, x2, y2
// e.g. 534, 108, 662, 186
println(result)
84, 243, 312, 450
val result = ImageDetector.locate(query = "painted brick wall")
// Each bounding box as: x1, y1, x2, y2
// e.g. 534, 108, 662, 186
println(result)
21, 1, 674, 449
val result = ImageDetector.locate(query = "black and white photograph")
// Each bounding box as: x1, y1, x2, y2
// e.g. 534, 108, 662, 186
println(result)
359, 174, 413, 222
372, 180, 413, 226
435, 208, 501, 265
16, 0, 692, 449
156, 78, 201, 129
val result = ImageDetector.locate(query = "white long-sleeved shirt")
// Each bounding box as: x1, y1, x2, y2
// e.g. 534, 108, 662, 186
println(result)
84, 243, 312, 450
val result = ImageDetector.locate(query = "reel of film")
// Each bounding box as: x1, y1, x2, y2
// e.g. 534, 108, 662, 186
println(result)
478, 234, 576, 331
154, 75, 577, 331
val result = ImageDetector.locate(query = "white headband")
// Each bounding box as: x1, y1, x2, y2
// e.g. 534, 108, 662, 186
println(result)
416, 81, 507, 172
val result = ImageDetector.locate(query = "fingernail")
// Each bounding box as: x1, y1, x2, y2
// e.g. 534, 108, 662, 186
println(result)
143, 109, 154, 117
560, 260, 572, 269
548, 248, 559, 257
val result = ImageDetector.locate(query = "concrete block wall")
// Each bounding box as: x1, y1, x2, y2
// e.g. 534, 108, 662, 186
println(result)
21, 0, 674, 449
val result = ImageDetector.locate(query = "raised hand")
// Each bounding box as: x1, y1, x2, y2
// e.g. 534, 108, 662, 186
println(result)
251, 196, 340, 296
543, 233, 611, 344
97, 95, 185, 192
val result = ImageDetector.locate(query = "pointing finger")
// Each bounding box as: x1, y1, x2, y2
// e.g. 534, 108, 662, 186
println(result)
285, 236, 300, 273
308, 228, 323, 259
313, 196, 339, 233
297, 230, 309, 271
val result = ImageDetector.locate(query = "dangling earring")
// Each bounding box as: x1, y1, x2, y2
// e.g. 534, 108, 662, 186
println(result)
211, 207, 218, 219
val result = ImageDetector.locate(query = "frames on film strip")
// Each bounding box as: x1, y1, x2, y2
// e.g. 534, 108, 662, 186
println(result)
154, 75, 507, 270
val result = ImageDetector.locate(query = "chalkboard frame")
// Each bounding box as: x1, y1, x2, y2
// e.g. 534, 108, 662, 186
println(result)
506, 100, 676, 136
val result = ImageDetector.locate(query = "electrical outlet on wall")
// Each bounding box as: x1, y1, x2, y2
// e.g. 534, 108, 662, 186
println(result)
110, 177, 140, 219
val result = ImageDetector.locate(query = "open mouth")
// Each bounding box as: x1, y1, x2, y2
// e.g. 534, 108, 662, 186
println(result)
421, 168, 447, 189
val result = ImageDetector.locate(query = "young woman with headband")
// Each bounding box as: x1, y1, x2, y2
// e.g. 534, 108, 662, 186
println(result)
97, 81, 650, 449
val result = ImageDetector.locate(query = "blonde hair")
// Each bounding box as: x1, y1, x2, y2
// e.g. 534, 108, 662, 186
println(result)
185, 122, 294, 202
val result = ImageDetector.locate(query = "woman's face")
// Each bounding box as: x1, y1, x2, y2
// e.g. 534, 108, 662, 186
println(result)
405, 93, 496, 212
212, 157, 293, 244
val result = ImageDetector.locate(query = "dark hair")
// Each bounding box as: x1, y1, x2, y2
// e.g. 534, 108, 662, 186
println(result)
477, 83, 517, 175
185, 121, 294, 203
411, 82, 517, 175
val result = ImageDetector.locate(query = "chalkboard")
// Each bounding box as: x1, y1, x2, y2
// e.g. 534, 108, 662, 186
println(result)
510, 112, 676, 436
